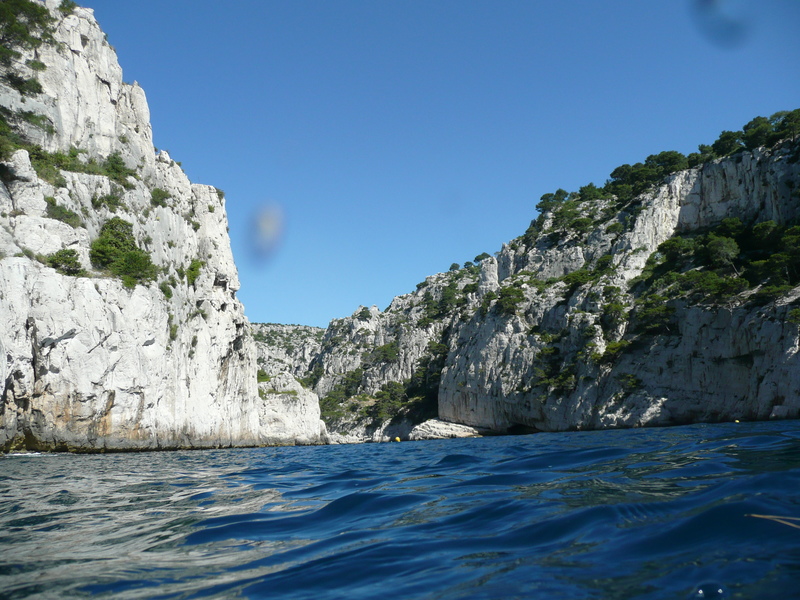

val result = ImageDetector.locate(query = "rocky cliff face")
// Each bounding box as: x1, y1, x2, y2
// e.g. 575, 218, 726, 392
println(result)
0, 1, 324, 450
252, 322, 324, 378
251, 323, 328, 444
303, 136, 800, 438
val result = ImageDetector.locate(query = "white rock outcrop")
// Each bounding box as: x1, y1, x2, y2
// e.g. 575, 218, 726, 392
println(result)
437, 145, 800, 432
301, 136, 800, 438
251, 322, 324, 378
257, 373, 328, 445
0, 2, 323, 450
408, 419, 484, 441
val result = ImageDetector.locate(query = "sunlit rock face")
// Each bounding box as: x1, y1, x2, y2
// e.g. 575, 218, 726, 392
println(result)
251, 323, 328, 444
303, 138, 800, 437
0, 2, 324, 450
436, 146, 800, 432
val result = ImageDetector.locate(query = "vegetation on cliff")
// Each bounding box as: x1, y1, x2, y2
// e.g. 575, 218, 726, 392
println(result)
307, 110, 800, 434
89, 217, 157, 287
522, 110, 800, 247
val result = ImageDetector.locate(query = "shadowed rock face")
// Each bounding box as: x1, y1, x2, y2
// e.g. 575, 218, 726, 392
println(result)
0, 2, 325, 451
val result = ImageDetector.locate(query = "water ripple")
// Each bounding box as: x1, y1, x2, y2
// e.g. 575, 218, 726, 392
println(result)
1, 421, 799, 598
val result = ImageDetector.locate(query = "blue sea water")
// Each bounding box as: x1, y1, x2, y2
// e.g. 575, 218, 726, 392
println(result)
1, 421, 799, 599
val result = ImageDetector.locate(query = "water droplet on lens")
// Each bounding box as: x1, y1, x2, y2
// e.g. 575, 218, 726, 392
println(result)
688, 583, 729, 599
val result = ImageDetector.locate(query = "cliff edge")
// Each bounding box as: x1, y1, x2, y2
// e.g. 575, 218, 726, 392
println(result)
0, 1, 325, 451
298, 115, 800, 439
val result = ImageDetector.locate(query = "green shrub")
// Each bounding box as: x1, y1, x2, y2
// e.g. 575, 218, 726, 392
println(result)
595, 254, 614, 274
91, 192, 124, 212
479, 290, 497, 317
299, 364, 324, 389
90, 217, 135, 267
578, 183, 605, 201
749, 285, 794, 306
562, 268, 593, 291
551, 199, 580, 229
0, 1, 54, 67
159, 281, 172, 298
150, 188, 169, 207
24, 146, 137, 189
617, 373, 641, 392
687, 145, 716, 168
28, 146, 68, 186
58, 1, 78, 14
496, 286, 525, 316
570, 217, 594, 234
370, 341, 400, 363
601, 301, 627, 334
634, 295, 675, 333
257, 369, 271, 383
320, 368, 365, 420
606, 222, 624, 235
102, 152, 137, 187
5, 73, 43, 96
437, 281, 462, 314
598, 340, 631, 363
185, 259, 204, 286
90, 217, 156, 287
47, 248, 83, 275
44, 196, 82, 228
536, 188, 568, 213
658, 236, 697, 266
17, 109, 52, 133
368, 381, 407, 422
602, 152, 688, 203
704, 234, 740, 271
675, 270, 748, 300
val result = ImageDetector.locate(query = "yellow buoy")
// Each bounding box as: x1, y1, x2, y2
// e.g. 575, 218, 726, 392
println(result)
394, 437, 401, 442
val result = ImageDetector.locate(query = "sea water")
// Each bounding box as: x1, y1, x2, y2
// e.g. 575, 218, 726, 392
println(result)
1, 420, 799, 599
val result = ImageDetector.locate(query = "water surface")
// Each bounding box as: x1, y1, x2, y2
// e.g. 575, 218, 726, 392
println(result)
1, 421, 799, 599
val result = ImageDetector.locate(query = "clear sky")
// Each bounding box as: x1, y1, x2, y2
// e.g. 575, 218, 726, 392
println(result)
83, 0, 800, 328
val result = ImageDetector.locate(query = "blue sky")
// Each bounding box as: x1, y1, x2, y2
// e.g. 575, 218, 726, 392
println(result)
84, 0, 800, 328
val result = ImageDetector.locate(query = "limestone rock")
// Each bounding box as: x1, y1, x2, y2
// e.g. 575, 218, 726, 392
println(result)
251, 322, 324, 378
408, 419, 484, 440
257, 373, 328, 445
0, 2, 322, 450
300, 136, 800, 439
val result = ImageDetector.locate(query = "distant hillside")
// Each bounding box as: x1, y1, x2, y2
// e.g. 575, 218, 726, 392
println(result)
270, 111, 800, 440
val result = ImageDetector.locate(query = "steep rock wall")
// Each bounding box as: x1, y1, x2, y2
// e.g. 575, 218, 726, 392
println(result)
438, 144, 800, 431
303, 138, 800, 438
0, 1, 323, 450
251, 322, 324, 378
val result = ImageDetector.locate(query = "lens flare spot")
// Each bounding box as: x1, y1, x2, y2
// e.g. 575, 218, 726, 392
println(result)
250, 204, 285, 263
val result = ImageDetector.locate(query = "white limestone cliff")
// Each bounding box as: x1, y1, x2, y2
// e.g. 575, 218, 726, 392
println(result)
257, 372, 328, 445
0, 1, 323, 450
251, 323, 328, 443
437, 143, 800, 432
302, 137, 800, 439
251, 322, 324, 378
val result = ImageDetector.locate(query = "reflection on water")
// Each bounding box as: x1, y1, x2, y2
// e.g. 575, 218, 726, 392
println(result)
1, 421, 799, 599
